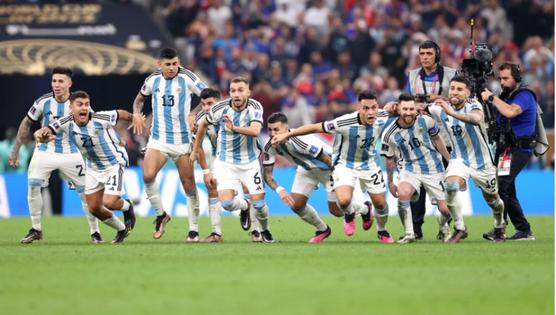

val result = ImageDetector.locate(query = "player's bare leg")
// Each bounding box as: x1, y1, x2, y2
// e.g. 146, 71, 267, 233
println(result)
143, 149, 171, 239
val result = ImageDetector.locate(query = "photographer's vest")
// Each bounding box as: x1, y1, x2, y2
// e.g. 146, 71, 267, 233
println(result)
408, 65, 457, 150
407, 66, 457, 97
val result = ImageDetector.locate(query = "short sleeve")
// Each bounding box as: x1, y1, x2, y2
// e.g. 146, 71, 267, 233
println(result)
249, 106, 264, 125
93, 110, 119, 127
183, 68, 208, 96
469, 100, 482, 112
49, 115, 71, 135
427, 104, 442, 120
140, 76, 153, 96
207, 105, 223, 125
425, 116, 440, 137
27, 101, 43, 122
511, 91, 535, 112
262, 139, 276, 165
293, 136, 323, 158
380, 137, 395, 158
322, 119, 340, 134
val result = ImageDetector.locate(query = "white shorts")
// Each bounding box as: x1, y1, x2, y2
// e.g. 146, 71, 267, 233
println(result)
398, 170, 446, 204
291, 167, 335, 201
213, 159, 264, 195
333, 163, 386, 194
27, 150, 86, 192
146, 138, 191, 162
445, 159, 498, 195
85, 164, 125, 196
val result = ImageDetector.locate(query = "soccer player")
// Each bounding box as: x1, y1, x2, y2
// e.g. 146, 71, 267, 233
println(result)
33, 91, 137, 243
428, 76, 506, 242
189, 88, 260, 242
9, 67, 102, 244
381, 94, 452, 244
131, 48, 208, 240
191, 76, 274, 243
263, 112, 337, 243
272, 91, 394, 243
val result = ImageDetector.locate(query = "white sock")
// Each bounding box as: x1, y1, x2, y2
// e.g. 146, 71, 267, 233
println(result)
398, 200, 414, 235
446, 185, 465, 230
79, 193, 99, 234
208, 197, 222, 235
121, 199, 130, 212
187, 190, 200, 232
27, 185, 43, 231
488, 197, 505, 228
145, 181, 164, 216
254, 204, 269, 231
374, 205, 389, 231
232, 197, 248, 211
297, 204, 327, 231
339, 201, 355, 215
352, 202, 369, 215
437, 213, 451, 234
250, 204, 261, 232
102, 214, 125, 231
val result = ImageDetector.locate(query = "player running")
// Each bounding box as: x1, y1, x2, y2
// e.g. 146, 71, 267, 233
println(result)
10, 67, 102, 244
131, 47, 208, 240
262, 112, 337, 243
34, 91, 137, 243
272, 91, 395, 243
381, 94, 452, 244
191, 77, 274, 243
427, 76, 506, 243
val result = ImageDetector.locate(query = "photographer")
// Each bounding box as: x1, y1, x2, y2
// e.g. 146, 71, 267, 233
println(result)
405, 40, 457, 239
481, 63, 536, 241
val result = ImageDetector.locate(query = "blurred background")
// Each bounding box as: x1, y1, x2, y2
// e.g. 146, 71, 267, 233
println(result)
0, 0, 553, 217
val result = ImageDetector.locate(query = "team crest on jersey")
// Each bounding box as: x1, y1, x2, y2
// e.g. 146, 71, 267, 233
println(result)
326, 122, 335, 130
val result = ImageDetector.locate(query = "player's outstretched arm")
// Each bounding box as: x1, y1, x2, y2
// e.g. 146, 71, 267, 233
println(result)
435, 99, 483, 125
271, 123, 324, 146
132, 92, 147, 134
9, 116, 33, 168
263, 164, 295, 208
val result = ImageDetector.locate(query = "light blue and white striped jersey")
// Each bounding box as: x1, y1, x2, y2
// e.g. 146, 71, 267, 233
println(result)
323, 111, 393, 170
27, 92, 78, 154
381, 115, 444, 175
140, 67, 208, 145
206, 98, 263, 164
49, 111, 129, 171
195, 111, 219, 156
428, 100, 494, 170
262, 134, 332, 171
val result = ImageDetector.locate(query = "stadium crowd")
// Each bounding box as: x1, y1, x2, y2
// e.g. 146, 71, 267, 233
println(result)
0, 0, 553, 171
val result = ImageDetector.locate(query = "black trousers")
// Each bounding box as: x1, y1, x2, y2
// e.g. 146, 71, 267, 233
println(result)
498, 150, 532, 233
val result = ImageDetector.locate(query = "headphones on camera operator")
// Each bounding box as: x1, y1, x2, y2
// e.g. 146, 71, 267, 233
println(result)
417, 40, 444, 97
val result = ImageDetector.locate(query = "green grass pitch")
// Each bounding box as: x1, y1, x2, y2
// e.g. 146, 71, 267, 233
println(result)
0, 215, 553, 315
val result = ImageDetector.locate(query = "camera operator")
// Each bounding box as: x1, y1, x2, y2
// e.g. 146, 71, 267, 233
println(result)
405, 40, 457, 239
481, 63, 536, 241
